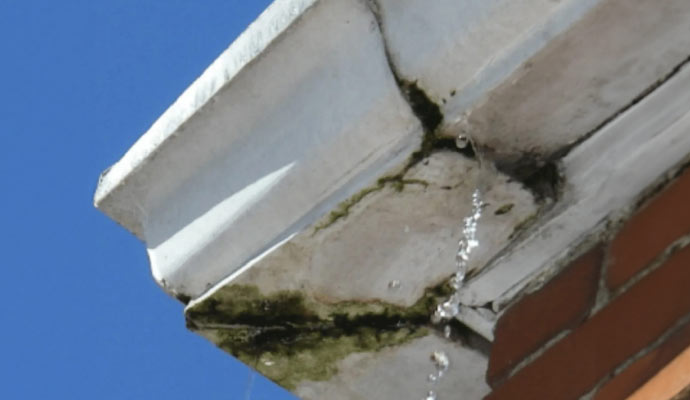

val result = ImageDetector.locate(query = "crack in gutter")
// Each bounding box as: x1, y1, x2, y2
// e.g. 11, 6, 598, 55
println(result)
308, 0, 479, 235
367, 0, 564, 205
185, 278, 492, 387
353, 1, 690, 343
366, 0, 443, 134
365, 0, 556, 339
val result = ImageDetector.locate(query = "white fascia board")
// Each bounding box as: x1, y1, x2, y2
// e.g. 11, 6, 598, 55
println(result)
459, 62, 690, 311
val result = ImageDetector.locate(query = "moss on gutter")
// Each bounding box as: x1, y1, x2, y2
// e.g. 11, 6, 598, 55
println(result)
312, 177, 429, 233
311, 84, 477, 234
508, 212, 538, 240
494, 203, 514, 216
185, 281, 455, 390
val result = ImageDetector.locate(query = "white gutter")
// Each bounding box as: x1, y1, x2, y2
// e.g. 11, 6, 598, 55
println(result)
95, 0, 690, 323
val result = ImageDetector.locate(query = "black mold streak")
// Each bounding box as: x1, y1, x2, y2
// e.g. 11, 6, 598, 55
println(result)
175, 293, 192, 305
184, 280, 486, 388
494, 203, 514, 216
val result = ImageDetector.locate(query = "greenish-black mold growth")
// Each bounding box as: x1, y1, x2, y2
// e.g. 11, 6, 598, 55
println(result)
185, 282, 456, 390
508, 212, 539, 240
311, 84, 476, 234
494, 203, 514, 216
400, 80, 443, 134
312, 177, 429, 233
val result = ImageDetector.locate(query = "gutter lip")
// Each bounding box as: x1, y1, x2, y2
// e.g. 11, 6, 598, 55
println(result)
93, 0, 320, 227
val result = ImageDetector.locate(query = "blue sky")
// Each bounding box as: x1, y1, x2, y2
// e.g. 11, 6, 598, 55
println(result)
0, 1, 296, 399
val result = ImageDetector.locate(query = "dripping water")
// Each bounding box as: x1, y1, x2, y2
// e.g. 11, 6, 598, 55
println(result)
431, 187, 482, 324
421, 133, 486, 400
243, 369, 256, 400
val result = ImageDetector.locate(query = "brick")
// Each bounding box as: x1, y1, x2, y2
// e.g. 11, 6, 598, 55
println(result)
608, 167, 690, 290
485, 243, 690, 400
673, 385, 690, 400
594, 320, 690, 400
627, 346, 690, 400
487, 247, 603, 386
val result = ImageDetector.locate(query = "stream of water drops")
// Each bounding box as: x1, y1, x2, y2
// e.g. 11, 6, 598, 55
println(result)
422, 134, 485, 400
243, 370, 256, 400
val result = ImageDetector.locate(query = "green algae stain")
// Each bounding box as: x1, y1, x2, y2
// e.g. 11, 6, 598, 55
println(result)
508, 212, 538, 240
185, 282, 455, 389
310, 107, 474, 235
494, 203, 514, 216
311, 176, 429, 234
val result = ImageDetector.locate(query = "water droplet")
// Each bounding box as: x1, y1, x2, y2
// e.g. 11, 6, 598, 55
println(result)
424, 390, 437, 400
434, 189, 483, 324
423, 189, 484, 396
431, 351, 450, 371
450, 272, 465, 290
434, 299, 459, 320
455, 134, 469, 149
388, 280, 401, 289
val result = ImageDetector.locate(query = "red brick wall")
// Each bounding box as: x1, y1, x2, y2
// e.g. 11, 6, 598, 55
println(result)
485, 166, 690, 400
